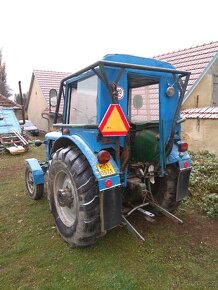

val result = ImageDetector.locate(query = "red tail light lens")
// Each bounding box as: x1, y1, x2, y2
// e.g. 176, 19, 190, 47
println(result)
183, 161, 189, 168
178, 142, 188, 152
105, 179, 112, 188
97, 150, 110, 163
63, 128, 70, 135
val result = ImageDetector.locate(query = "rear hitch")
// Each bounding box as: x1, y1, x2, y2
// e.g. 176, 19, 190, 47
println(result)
122, 201, 183, 242
122, 203, 155, 242
150, 201, 183, 224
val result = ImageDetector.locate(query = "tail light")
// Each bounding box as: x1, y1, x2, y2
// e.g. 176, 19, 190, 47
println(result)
178, 142, 188, 152
63, 128, 70, 135
105, 179, 112, 188
97, 150, 110, 163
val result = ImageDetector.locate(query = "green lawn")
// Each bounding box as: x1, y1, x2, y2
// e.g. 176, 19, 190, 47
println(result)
0, 146, 218, 290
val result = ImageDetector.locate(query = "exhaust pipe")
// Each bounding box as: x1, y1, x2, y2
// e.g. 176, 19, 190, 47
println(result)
18, 81, 25, 125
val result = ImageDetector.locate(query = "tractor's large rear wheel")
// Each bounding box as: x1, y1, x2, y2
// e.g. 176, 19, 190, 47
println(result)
48, 146, 101, 247
151, 163, 180, 213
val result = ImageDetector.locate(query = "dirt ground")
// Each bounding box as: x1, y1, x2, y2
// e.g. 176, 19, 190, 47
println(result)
163, 213, 218, 248
132, 210, 218, 250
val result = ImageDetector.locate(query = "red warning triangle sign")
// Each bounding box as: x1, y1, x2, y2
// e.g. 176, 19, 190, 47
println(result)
99, 104, 130, 136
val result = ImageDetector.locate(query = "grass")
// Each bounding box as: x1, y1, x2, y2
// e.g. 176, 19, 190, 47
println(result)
0, 146, 218, 289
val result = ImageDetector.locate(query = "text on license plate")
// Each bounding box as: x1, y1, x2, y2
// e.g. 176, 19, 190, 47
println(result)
96, 162, 116, 177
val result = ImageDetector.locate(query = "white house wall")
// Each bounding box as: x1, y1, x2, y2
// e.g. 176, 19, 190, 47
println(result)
183, 58, 218, 109
28, 78, 49, 132
182, 74, 213, 109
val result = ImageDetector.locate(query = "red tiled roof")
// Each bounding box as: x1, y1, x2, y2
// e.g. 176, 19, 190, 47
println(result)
0, 94, 21, 110
181, 107, 218, 119
154, 41, 218, 94
33, 70, 71, 113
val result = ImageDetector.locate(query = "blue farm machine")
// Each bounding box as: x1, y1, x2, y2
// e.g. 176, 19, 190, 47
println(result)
25, 54, 191, 247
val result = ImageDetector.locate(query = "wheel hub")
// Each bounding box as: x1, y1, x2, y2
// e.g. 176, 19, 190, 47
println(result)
57, 187, 74, 208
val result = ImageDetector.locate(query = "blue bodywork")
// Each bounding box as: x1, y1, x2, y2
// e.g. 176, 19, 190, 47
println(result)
27, 54, 191, 195
167, 144, 191, 170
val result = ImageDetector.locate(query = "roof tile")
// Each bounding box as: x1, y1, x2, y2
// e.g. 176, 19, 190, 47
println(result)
0, 94, 21, 110
181, 106, 218, 119
154, 41, 218, 93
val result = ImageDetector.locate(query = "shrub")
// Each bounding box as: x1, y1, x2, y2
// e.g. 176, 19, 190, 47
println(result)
186, 151, 218, 218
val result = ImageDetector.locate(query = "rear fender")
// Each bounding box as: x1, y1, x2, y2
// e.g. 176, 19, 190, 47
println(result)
167, 143, 191, 167
166, 144, 191, 201
51, 135, 121, 191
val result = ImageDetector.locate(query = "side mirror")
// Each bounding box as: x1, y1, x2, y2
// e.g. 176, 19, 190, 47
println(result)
0, 116, 4, 121
49, 89, 57, 108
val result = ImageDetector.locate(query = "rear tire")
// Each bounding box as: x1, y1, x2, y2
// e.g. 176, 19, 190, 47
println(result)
25, 164, 44, 200
151, 163, 180, 213
48, 146, 101, 247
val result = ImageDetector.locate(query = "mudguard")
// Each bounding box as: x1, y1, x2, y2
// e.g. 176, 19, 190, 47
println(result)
167, 143, 191, 167
26, 158, 44, 185
176, 168, 191, 201
52, 135, 121, 191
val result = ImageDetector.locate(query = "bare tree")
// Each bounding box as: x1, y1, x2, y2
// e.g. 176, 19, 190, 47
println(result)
0, 48, 11, 98
14, 92, 28, 108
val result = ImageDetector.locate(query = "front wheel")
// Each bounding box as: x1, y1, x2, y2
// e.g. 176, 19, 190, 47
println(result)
48, 146, 101, 247
25, 164, 44, 200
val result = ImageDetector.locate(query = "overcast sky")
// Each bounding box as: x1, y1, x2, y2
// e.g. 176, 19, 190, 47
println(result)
0, 0, 217, 95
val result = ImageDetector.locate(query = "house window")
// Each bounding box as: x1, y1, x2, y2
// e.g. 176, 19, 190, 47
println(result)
212, 75, 218, 106
69, 75, 98, 125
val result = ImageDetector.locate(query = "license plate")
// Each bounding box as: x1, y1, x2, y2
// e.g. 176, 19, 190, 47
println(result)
96, 162, 116, 177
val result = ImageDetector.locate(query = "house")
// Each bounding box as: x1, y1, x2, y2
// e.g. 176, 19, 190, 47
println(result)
155, 41, 218, 108
27, 70, 70, 132
154, 41, 218, 154
0, 94, 22, 119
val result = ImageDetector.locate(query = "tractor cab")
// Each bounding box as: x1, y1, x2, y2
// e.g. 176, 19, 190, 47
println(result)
25, 54, 191, 247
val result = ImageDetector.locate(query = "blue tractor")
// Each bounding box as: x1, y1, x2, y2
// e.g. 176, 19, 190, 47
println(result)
25, 54, 191, 247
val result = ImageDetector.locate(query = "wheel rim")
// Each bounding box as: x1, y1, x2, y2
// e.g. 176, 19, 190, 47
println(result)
26, 169, 35, 196
54, 170, 78, 227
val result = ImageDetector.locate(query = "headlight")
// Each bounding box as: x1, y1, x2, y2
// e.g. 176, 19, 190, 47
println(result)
166, 86, 175, 97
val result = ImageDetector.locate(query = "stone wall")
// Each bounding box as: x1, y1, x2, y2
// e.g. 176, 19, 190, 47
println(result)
181, 119, 218, 155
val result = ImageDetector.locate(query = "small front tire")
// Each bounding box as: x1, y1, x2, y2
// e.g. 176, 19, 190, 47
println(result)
25, 164, 44, 200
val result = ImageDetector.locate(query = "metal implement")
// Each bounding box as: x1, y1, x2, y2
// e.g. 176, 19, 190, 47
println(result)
150, 201, 183, 224
126, 203, 149, 216
137, 208, 156, 223
122, 215, 145, 242
137, 208, 155, 218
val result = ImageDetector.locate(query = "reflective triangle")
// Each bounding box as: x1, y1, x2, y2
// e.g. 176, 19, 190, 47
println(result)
99, 104, 129, 136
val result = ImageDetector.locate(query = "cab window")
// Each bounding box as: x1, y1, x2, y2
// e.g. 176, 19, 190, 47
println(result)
69, 75, 98, 125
